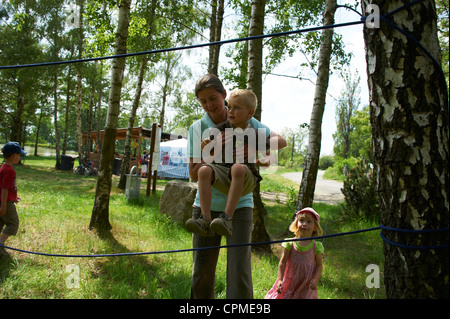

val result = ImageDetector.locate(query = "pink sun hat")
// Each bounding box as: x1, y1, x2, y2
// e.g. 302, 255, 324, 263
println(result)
296, 207, 320, 223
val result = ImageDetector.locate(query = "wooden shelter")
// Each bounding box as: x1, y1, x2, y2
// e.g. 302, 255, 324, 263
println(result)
82, 126, 182, 170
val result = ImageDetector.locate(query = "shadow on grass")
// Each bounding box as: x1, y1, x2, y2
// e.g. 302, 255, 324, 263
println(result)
90, 226, 191, 299
125, 194, 163, 208
0, 253, 15, 283
16, 162, 97, 195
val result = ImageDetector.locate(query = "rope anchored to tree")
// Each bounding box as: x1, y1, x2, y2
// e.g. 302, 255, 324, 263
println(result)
1, 225, 448, 258
1, 0, 447, 257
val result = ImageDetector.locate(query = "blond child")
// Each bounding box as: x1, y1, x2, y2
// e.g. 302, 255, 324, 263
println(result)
185, 89, 272, 237
265, 207, 324, 299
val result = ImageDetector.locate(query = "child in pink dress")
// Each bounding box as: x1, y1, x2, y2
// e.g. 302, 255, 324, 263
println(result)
265, 207, 324, 299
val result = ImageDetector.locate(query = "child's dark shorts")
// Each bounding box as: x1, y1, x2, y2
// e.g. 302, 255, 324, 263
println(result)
0, 202, 20, 236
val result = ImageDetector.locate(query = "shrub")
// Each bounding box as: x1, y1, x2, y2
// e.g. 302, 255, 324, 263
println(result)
279, 155, 305, 169
340, 157, 379, 221
287, 186, 297, 210
318, 155, 334, 170
323, 156, 358, 181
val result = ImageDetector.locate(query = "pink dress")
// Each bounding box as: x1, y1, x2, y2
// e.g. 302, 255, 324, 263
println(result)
265, 240, 319, 299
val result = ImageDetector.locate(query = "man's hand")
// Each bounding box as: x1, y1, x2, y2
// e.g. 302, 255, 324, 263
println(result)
256, 154, 273, 167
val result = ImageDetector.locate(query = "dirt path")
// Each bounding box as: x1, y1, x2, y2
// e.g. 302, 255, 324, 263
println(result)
155, 170, 344, 205
261, 170, 344, 205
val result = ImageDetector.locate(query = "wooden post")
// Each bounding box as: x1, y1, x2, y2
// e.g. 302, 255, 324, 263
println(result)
147, 123, 156, 196
146, 123, 160, 195
138, 129, 142, 160
152, 125, 160, 194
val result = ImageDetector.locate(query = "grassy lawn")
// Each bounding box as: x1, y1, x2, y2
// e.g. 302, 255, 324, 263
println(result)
0, 156, 385, 299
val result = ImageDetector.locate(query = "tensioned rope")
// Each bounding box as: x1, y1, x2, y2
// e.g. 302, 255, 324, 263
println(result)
0, 20, 364, 70
379, 225, 449, 250
2, 227, 381, 258
2, 225, 448, 257
1, 0, 448, 257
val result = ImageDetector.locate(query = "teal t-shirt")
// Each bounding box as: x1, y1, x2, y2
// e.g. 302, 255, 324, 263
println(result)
188, 111, 271, 211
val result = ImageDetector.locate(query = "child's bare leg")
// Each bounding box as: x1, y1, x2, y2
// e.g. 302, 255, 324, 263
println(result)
0, 233, 9, 244
198, 165, 214, 221
224, 164, 247, 219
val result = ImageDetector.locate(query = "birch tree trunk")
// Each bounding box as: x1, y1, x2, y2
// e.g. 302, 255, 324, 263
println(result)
75, 0, 84, 164
96, 61, 104, 155
246, 0, 271, 252
63, 62, 72, 155
86, 73, 95, 161
296, 0, 337, 212
90, 0, 132, 232
118, 56, 148, 190
11, 77, 24, 144
159, 54, 171, 130
34, 107, 44, 156
53, 74, 61, 169
362, 0, 448, 298
118, 0, 157, 190
208, 0, 224, 75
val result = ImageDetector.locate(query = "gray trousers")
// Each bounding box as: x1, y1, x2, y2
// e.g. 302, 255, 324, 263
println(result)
190, 206, 253, 299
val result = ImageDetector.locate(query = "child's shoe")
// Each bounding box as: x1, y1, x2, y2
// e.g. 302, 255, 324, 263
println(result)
210, 213, 232, 237
185, 215, 213, 236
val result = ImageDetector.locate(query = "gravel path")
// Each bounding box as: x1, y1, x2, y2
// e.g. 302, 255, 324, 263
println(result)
280, 170, 344, 205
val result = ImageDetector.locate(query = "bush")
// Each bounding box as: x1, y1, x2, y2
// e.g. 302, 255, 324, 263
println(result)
340, 157, 379, 221
287, 186, 297, 210
323, 156, 358, 181
279, 155, 305, 169
318, 155, 334, 170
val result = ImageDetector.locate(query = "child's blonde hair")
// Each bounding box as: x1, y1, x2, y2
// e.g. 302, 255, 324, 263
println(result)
229, 89, 257, 111
289, 207, 323, 237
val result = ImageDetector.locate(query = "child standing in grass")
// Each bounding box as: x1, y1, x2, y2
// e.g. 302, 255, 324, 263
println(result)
265, 207, 324, 299
0, 142, 26, 258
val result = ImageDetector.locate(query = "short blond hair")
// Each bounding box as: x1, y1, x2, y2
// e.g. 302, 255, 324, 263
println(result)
229, 89, 257, 111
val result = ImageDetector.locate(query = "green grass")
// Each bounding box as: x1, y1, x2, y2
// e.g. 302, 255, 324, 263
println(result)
0, 156, 385, 299
260, 166, 299, 193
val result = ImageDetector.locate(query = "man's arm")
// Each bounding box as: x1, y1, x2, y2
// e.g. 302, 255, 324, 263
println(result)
269, 131, 287, 150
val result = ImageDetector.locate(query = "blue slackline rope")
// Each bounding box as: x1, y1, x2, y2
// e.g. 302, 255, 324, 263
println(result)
1, 227, 381, 258
0, 20, 363, 70
0, 0, 447, 256
379, 225, 449, 250
3, 225, 447, 258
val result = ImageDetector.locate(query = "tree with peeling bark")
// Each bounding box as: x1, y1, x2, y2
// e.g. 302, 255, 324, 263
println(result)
89, 0, 132, 233
296, 0, 337, 212
246, 0, 272, 252
75, 0, 84, 166
117, 56, 149, 190
208, 0, 224, 75
117, 0, 207, 189
118, 0, 158, 190
362, 0, 448, 298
